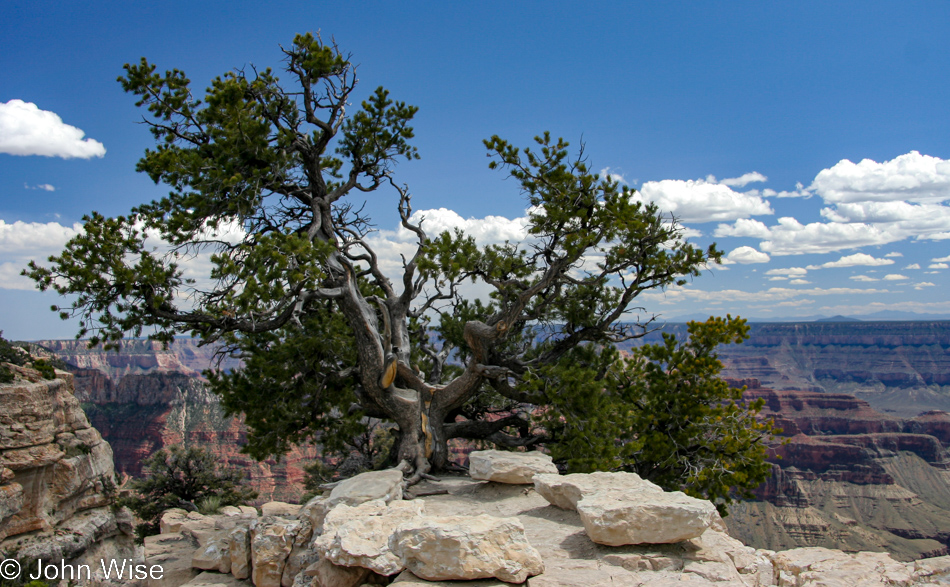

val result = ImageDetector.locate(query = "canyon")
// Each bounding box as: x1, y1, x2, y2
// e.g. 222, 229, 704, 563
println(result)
28, 321, 950, 561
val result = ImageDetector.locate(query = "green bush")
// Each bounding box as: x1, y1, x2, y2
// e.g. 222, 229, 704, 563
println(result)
118, 446, 257, 542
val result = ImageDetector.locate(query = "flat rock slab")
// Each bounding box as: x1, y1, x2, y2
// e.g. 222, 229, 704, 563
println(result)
391, 569, 512, 586
328, 468, 404, 507
533, 471, 663, 511
390, 514, 544, 584
314, 499, 426, 575
260, 501, 301, 518
577, 490, 716, 546
468, 450, 558, 484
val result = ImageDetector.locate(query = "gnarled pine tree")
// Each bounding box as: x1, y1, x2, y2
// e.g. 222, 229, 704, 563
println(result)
27, 34, 763, 494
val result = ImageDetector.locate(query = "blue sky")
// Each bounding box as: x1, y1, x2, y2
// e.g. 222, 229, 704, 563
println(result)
2, 1, 950, 339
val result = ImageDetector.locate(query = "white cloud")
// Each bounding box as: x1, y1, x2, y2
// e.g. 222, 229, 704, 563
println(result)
642, 285, 887, 305
24, 183, 55, 191
719, 172, 767, 188
932, 255, 950, 262
928, 263, 949, 269
883, 274, 908, 281
636, 178, 773, 223
850, 275, 879, 282
0, 100, 105, 159
884, 252, 903, 257
789, 279, 811, 285
723, 246, 769, 264
0, 262, 36, 290
810, 151, 950, 204
599, 167, 626, 184
915, 282, 936, 289
0, 219, 83, 256
401, 208, 529, 244
905, 263, 921, 269
713, 218, 771, 239
715, 216, 897, 255
765, 267, 808, 277
806, 253, 894, 269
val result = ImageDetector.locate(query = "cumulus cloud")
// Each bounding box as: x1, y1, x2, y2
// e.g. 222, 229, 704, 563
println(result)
0, 100, 105, 159
929, 263, 949, 269
709, 152, 950, 256
932, 255, 950, 262
399, 208, 530, 244
810, 151, 950, 204
722, 246, 769, 264
885, 252, 903, 257
905, 263, 921, 269
850, 275, 879, 282
636, 178, 773, 223
915, 282, 936, 289
883, 274, 908, 281
789, 279, 811, 285
0, 219, 83, 256
642, 285, 887, 305
806, 253, 895, 270
765, 267, 808, 277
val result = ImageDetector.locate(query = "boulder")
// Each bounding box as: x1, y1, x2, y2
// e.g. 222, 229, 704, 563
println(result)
576, 490, 716, 545
304, 558, 370, 587
261, 501, 302, 518
250, 517, 300, 587
533, 471, 663, 510
391, 569, 511, 586
314, 499, 426, 575
228, 525, 252, 580
327, 468, 404, 508
468, 450, 558, 484
389, 514, 544, 583
771, 547, 914, 586
160, 509, 189, 534
281, 519, 316, 587
297, 495, 330, 534
191, 529, 231, 573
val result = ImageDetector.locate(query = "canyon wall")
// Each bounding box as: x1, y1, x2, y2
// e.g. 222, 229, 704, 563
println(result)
625, 321, 950, 418
0, 363, 137, 566
35, 339, 316, 503
725, 379, 950, 561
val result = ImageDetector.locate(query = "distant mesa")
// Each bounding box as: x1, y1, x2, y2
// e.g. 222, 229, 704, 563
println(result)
814, 315, 861, 322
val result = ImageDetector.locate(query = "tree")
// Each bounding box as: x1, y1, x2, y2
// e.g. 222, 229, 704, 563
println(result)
119, 446, 257, 540
25, 33, 765, 494
536, 316, 777, 513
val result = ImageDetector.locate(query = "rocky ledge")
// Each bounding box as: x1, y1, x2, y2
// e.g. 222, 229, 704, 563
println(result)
0, 362, 140, 583
144, 451, 950, 587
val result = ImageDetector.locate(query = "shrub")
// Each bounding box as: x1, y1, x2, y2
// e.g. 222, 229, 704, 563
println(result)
118, 446, 257, 541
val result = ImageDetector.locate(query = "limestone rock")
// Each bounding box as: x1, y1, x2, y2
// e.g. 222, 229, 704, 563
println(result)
468, 450, 558, 484
250, 517, 300, 587
314, 499, 426, 575
144, 532, 200, 587
327, 468, 404, 508
261, 501, 302, 518
389, 514, 544, 583
228, 525, 252, 580
771, 547, 914, 586
305, 558, 370, 587
391, 569, 511, 586
577, 490, 716, 545
192, 529, 231, 573
298, 495, 330, 534
160, 509, 189, 534
533, 471, 663, 511
281, 518, 316, 587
